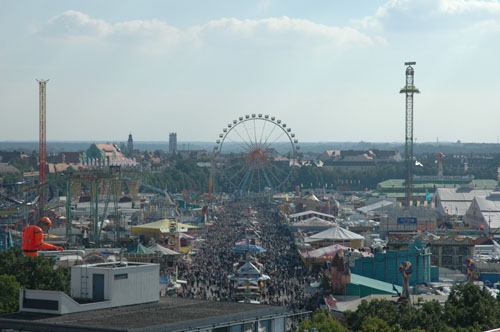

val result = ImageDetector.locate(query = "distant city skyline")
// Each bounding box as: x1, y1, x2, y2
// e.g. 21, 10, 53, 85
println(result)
1, 0, 500, 143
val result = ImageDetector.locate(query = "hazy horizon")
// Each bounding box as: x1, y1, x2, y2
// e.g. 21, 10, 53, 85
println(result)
2, 140, 500, 155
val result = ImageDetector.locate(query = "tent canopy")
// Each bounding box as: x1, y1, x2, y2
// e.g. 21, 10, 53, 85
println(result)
228, 261, 271, 282
130, 219, 199, 236
148, 243, 183, 256
232, 243, 267, 253
303, 193, 320, 201
301, 244, 347, 258
289, 210, 334, 220
289, 217, 337, 227
306, 226, 364, 242
237, 261, 261, 276
125, 242, 155, 255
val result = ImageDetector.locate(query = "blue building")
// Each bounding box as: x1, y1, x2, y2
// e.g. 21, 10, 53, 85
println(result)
351, 241, 432, 286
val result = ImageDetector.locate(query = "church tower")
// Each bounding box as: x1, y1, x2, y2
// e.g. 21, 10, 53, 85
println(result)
128, 133, 134, 156
169, 133, 177, 155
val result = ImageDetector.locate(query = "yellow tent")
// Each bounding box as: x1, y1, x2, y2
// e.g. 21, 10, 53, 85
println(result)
130, 218, 199, 237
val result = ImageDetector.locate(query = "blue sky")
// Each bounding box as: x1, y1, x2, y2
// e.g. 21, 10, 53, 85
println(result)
1, 0, 500, 143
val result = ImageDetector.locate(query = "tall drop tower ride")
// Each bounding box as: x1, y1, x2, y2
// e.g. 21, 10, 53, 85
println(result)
37, 79, 49, 217
400, 63, 420, 209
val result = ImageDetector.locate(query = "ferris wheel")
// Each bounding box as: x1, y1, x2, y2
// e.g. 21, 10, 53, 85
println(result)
214, 114, 299, 194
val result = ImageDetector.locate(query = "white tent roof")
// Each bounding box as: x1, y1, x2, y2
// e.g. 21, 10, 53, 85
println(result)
358, 200, 395, 214
306, 226, 364, 242
289, 216, 337, 227
436, 187, 493, 216
468, 193, 500, 229
436, 188, 492, 201
303, 193, 320, 201
474, 193, 500, 211
148, 243, 183, 256
237, 261, 261, 276
289, 210, 335, 219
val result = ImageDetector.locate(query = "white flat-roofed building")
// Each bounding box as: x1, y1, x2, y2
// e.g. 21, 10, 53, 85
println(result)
18, 262, 159, 315
71, 262, 159, 305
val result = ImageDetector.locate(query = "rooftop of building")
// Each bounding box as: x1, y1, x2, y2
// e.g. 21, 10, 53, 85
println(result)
350, 273, 402, 294
0, 297, 289, 332
0, 162, 20, 174
378, 178, 498, 191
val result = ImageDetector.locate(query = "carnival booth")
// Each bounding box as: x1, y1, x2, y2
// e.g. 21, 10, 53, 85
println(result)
124, 242, 161, 263
149, 243, 183, 270
300, 244, 347, 271
130, 219, 200, 239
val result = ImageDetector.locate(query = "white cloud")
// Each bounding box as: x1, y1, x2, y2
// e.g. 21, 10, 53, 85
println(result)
354, 0, 500, 33
464, 18, 500, 34
36, 11, 375, 53
438, 0, 500, 14
354, 0, 414, 32
38, 10, 187, 52
43, 10, 111, 39
202, 17, 374, 47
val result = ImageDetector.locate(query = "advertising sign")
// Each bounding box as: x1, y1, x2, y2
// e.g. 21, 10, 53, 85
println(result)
397, 217, 417, 225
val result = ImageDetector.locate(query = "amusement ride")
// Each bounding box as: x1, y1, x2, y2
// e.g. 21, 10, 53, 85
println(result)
214, 114, 299, 195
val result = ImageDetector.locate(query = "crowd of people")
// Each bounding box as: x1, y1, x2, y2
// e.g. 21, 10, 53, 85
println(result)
176, 201, 320, 311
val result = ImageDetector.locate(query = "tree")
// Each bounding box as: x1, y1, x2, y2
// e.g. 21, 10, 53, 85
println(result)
359, 315, 392, 332
140, 159, 210, 193
345, 284, 500, 332
0, 247, 70, 313
0, 274, 21, 313
444, 283, 500, 331
297, 311, 347, 332
8, 156, 32, 173
0, 172, 22, 185
346, 299, 400, 331
412, 300, 448, 332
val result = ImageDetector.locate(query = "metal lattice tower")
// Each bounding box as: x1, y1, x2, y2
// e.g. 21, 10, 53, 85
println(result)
399, 63, 419, 209
37, 79, 49, 217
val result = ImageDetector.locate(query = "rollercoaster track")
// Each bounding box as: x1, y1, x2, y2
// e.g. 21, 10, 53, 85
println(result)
0, 181, 49, 202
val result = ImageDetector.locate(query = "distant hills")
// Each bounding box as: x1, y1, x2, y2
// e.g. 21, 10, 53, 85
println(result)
0, 141, 499, 155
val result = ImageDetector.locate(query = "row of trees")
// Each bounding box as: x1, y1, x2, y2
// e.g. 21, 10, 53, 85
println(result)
136, 160, 499, 194
0, 247, 70, 313
139, 159, 211, 193
3, 151, 498, 195
298, 283, 500, 332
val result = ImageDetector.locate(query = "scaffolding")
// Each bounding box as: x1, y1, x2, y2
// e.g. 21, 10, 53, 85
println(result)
66, 168, 123, 246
